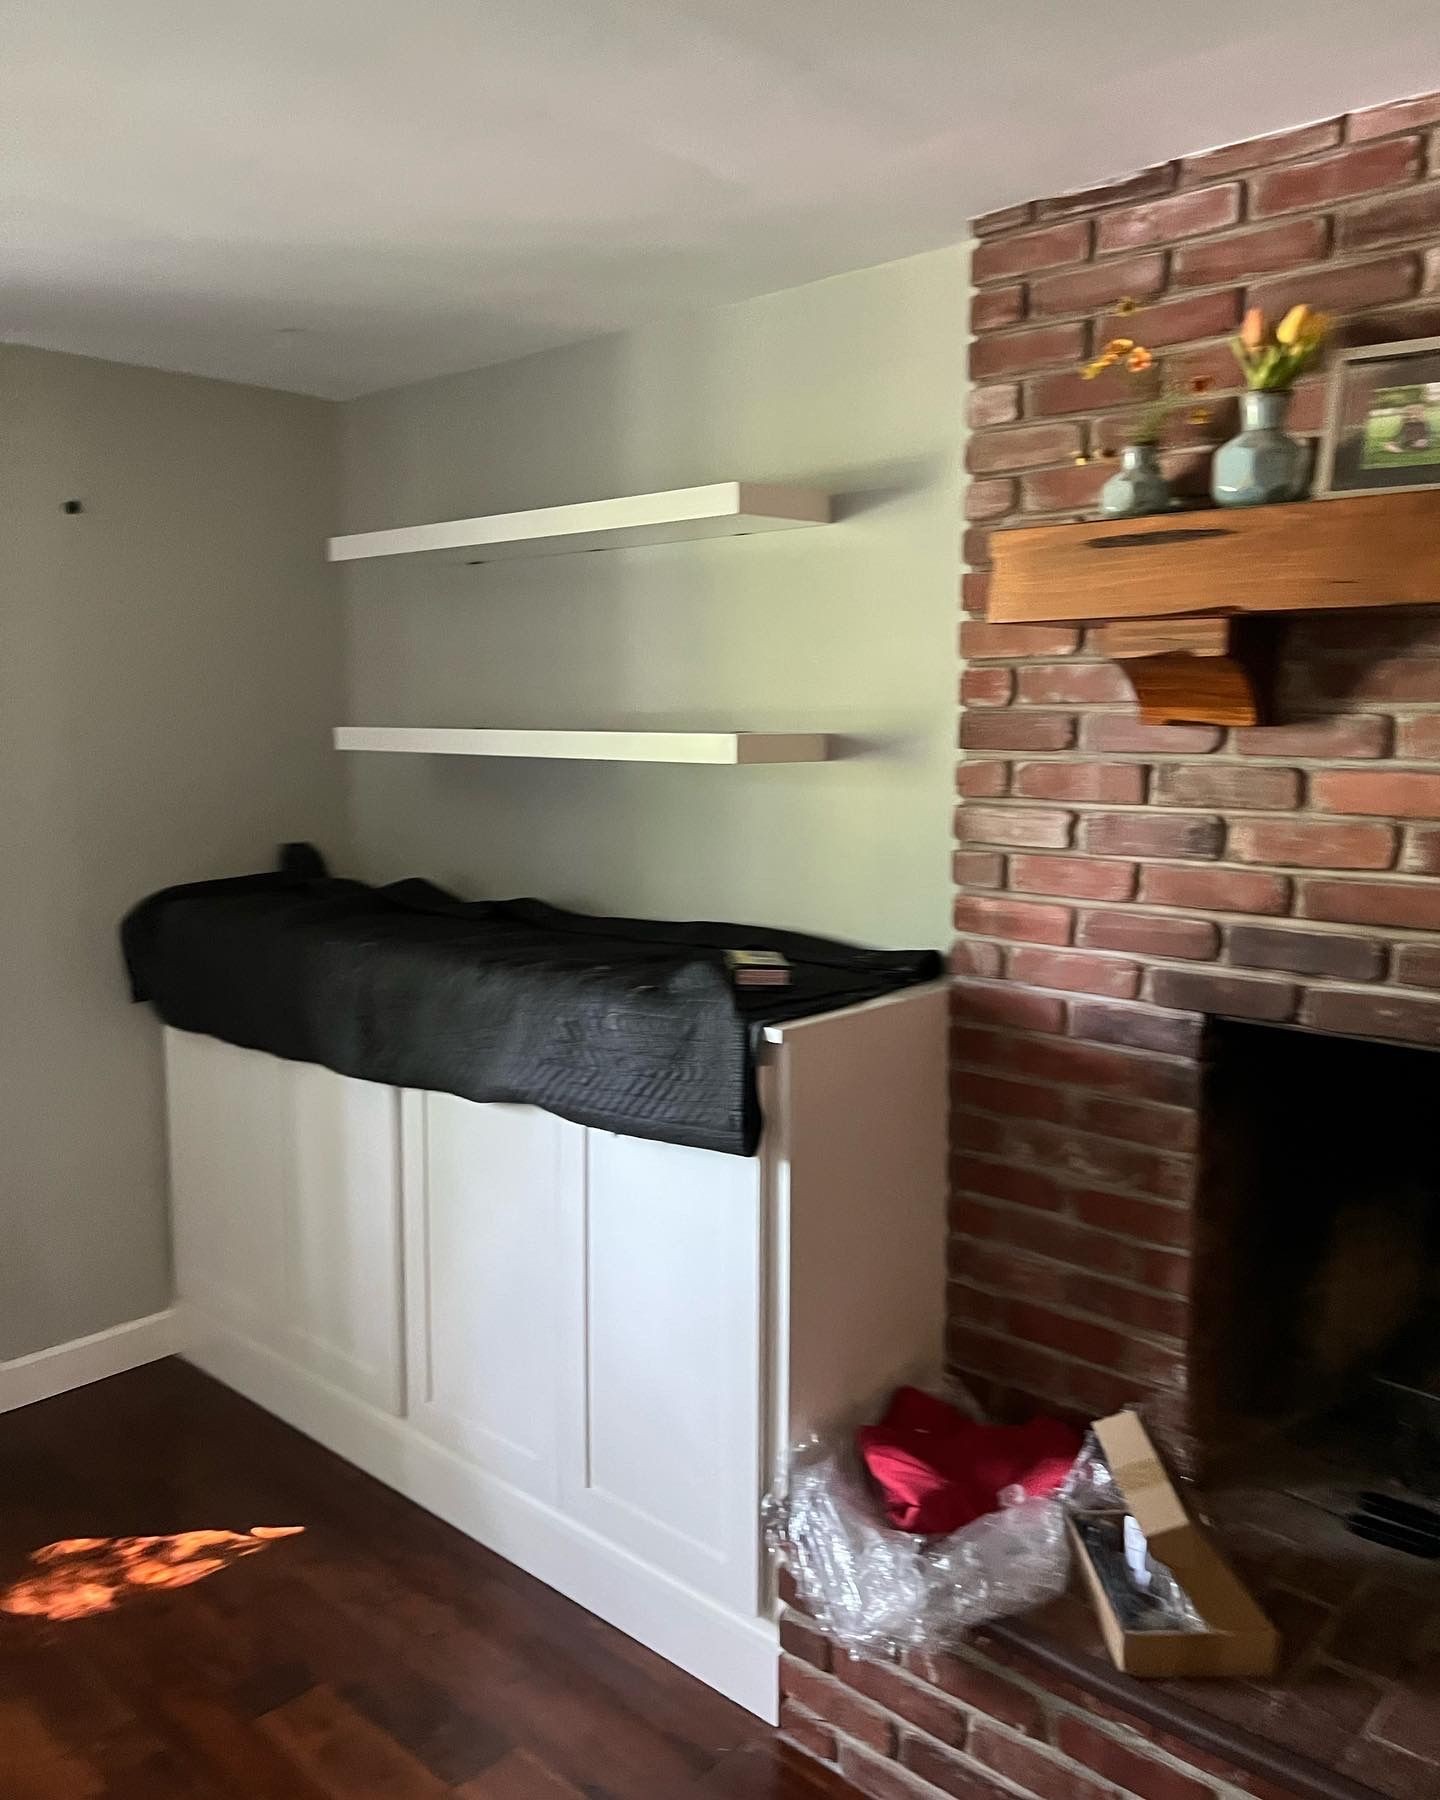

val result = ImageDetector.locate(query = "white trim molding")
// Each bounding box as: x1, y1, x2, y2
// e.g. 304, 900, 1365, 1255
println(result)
0, 1309, 183, 1415
181, 1310, 781, 1720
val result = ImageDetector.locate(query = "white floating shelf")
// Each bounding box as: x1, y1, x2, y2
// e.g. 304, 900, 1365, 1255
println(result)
327, 481, 831, 565
333, 727, 833, 765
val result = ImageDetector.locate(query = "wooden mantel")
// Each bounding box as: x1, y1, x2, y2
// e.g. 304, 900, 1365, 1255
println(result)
987, 490, 1440, 726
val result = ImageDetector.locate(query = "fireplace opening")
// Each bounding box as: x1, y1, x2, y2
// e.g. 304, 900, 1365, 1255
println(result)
1197, 1020, 1440, 1504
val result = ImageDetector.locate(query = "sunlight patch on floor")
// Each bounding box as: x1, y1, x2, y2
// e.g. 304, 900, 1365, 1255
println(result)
0, 1526, 304, 1620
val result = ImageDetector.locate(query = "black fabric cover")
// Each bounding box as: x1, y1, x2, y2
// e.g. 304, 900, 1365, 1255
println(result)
122, 847, 940, 1156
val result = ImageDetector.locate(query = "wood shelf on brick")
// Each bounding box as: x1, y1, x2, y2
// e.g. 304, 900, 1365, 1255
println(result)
987, 490, 1440, 727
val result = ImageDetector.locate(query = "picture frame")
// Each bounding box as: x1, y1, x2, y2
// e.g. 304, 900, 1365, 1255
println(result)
1317, 335, 1440, 497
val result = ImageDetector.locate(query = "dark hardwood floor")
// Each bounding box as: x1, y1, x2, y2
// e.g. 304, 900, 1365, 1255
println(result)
0, 1360, 853, 1799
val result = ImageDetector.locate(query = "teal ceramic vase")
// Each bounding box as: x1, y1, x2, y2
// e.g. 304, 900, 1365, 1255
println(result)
1099, 444, 1171, 519
1212, 390, 1308, 507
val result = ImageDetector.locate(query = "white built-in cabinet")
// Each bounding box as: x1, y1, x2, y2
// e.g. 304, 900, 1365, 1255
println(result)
167, 1043, 403, 1414
165, 982, 945, 1720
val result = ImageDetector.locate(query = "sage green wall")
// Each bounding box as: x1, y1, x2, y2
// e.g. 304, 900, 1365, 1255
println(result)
0, 347, 345, 1361
338, 247, 966, 949
1, 253, 964, 1362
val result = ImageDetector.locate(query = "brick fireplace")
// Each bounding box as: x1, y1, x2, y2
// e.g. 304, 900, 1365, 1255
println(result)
949, 597, 1440, 1463
782, 91, 1440, 1800
952, 92, 1440, 1466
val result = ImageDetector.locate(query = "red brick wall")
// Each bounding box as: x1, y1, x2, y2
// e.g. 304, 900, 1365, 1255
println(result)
780, 88, 1440, 1800
778, 1607, 1315, 1800
951, 91, 1440, 1449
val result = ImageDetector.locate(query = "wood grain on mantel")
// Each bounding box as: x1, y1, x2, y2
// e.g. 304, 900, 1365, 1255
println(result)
988, 490, 1440, 625
985, 490, 1440, 727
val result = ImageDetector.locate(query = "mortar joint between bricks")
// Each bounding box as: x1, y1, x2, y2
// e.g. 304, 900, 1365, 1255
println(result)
946, 1136, 1194, 1192
951, 992, 1203, 1045
947, 1146, 1196, 1200
946, 1255, 1188, 1315
1019, 1660, 1277, 1800
949, 1169, 1194, 1220
948, 1272, 1189, 1338
953, 1080, 1194, 1119
947, 1020, 1199, 1068
960, 901, 1433, 942
968, 798, 1331, 820
950, 1318, 1188, 1389
950, 1080, 1195, 1123
949, 1192, 1196, 1258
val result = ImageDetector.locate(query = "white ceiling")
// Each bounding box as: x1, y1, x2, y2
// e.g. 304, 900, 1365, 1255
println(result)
5, 1, 1439, 399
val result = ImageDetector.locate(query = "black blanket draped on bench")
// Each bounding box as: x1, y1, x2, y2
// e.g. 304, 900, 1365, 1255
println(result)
122, 847, 940, 1156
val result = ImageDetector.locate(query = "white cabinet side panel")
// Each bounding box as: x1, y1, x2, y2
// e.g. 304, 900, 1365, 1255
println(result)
404, 1094, 577, 1500
560, 1131, 763, 1613
283, 1061, 403, 1414
770, 987, 948, 1449
165, 1028, 287, 1343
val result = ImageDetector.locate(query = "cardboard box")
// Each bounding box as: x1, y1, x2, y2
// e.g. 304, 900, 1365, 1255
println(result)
1069, 1411, 1279, 1679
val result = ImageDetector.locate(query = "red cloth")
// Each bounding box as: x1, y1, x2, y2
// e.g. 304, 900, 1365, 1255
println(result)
857, 1387, 1082, 1535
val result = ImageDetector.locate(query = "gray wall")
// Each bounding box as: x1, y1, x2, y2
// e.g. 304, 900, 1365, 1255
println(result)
339, 248, 965, 949
0, 347, 346, 1359
1, 248, 964, 1359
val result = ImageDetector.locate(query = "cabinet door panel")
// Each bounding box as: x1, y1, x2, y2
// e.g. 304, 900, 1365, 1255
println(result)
283, 1061, 403, 1413
560, 1131, 763, 1611
167, 1030, 404, 1411
166, 1029, 287, 1342
404, 1094, 576, 1499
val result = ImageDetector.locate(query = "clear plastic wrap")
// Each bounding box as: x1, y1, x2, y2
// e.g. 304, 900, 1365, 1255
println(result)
1064, 1428, 1209, 1635
772, 1433, 1072, 1654
773, 1409, 1216, 1656
1059, 1432, 1126, 1511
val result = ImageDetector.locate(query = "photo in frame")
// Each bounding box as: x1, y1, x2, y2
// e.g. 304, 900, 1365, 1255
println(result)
1318, 336, 1440, 496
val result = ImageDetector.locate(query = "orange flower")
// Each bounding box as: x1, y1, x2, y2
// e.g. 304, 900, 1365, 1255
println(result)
1240, 307, 1266, 351
1126, 346, 1154, 373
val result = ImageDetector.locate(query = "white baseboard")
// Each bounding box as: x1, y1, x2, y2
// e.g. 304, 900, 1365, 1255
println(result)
0, 1308, 182, 1415
179, 1307, 780, 1722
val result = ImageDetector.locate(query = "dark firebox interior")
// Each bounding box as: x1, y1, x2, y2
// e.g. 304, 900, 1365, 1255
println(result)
1198, 1020, 1440, 1484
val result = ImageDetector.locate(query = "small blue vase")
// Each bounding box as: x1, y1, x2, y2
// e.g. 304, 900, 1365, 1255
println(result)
1212, 390, 1308, 507
1099, 444, 1171, 519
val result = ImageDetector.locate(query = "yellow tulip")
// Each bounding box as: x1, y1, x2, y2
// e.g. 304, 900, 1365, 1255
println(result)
1276, 305, 1311, 346
1240, 307, 1267, 351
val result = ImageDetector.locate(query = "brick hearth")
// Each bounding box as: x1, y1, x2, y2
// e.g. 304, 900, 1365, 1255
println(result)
782, 89, 1440, 1800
